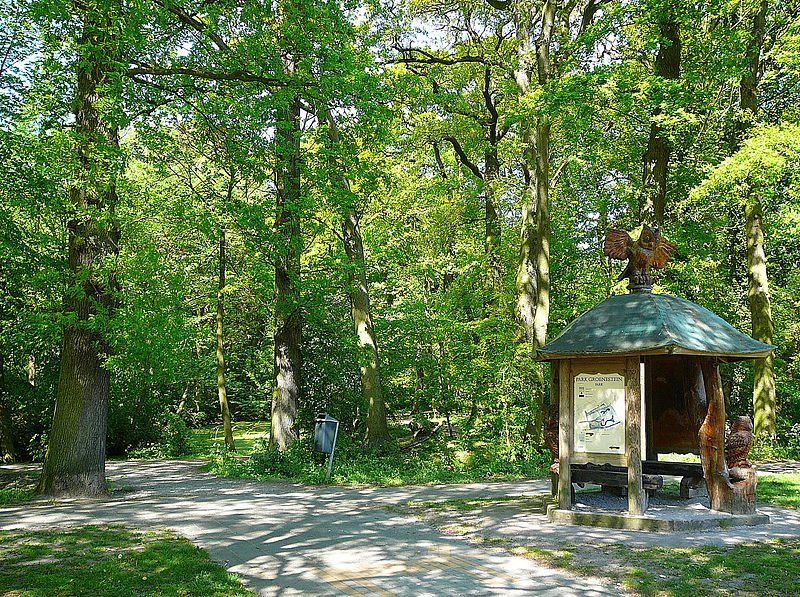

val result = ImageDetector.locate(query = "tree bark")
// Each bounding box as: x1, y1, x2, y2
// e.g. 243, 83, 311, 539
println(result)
697, 358, 757, 513
484, 144, 502, 297
532, 118, 551, 352
508, 1, 554, 447
513, 6, 537, 342
217, 229, 235, 451
342, 210, 390, 448
320, 104, 390, 448
641, 17, 681, 226
38, 1, 120, 496
698, 359, 734, 512
269, 93, 302, 452
736, 0, 775, 438
0, 353, 15, 463
738, 0, 767, 130
746, 199, 776, 437
516, 175, 537, 344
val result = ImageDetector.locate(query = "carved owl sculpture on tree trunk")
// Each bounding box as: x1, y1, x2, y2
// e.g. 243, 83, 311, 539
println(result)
603, 225, 676, 292
725, 415, 755, 469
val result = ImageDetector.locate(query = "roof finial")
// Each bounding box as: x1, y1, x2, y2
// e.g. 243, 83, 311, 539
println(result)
603, 225, 676, 293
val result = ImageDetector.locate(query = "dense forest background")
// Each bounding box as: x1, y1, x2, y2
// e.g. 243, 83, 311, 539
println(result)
1, 0, 799, 485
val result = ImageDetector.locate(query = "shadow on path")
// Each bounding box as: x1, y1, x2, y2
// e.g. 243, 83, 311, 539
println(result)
0, 460, 612, 596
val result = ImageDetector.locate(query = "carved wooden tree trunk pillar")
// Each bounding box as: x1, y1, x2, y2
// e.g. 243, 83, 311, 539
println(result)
698, 358, 757, 514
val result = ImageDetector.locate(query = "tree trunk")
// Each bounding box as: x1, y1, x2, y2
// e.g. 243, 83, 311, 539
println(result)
746, 199, 776, 437
27, 353, 35, 387
320, 103, 390, 448
736, 0, 774, 438
516, 173, 536, 344
532, 118, 551, 352
738, 0, 767, 130
342, 211, 390, 448
641, 17, 681, 226
484, 145, 502, 298
38, 2, 120, 497
0, 353, 15, 463
217, 229, 235, 451
510, 1, 553, 446
270, 94, 302, 452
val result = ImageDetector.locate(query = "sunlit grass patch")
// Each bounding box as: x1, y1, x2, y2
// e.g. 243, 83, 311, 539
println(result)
188, 421, 270, 457
757, 473, 800, 509
616, 540, 800, 596
0, 525, 252, 596
0, 487, 34, 505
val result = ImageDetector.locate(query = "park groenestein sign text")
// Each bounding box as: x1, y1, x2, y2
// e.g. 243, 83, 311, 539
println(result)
574, 373, 626, 455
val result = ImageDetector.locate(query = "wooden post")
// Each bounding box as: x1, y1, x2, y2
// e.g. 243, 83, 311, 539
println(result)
549, 363, 559, 496
550, 363, 558, 405
644, 358, 655, 461
558, 360, 572, 509
626, 356, 646, 515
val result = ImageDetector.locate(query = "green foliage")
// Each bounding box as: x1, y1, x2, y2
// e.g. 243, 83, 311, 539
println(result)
0, 526, 252, 596
127, 413, 191, 460
211, 422, 549, 486
0, 488, 34, 505
2, 0, 800, 473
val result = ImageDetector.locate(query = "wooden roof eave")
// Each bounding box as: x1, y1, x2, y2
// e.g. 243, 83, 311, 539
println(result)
536, 344, 774, 362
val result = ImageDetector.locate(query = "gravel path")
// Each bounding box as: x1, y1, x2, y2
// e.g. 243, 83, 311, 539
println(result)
0, 460, 613, 596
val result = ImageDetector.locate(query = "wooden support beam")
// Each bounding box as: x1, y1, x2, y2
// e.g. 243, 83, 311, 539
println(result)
644, 358, 655, 460
626, 356, 646, 515
558, 360, 572, 509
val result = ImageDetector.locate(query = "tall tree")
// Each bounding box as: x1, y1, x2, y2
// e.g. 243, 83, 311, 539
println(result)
640, 8, 681, 227
38, 0, 121, 496
494, 0, 604, 348
318, 104, 390, 447
395, 6, 511, 304
216, 227, 235, 451
0, 354, 14, 462
270, 91, 302, 451
738, 0, 775, 437
488, 0, 605, 442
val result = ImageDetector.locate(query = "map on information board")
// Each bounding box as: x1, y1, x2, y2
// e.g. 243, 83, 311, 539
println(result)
574, 373, 625, 454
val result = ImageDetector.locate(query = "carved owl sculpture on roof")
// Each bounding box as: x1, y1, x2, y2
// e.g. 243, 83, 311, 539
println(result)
725, 415, 754, 469
603, 225, 676, 292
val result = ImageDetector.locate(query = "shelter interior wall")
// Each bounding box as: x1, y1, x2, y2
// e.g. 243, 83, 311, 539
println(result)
647, 356, 701, 456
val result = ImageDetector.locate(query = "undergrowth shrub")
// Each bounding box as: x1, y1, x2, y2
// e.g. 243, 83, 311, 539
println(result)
210, 426, 550, 486
128, 412, 191, 459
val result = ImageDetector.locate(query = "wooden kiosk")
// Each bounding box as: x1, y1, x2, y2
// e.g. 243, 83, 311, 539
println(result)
538, 227, 774, 527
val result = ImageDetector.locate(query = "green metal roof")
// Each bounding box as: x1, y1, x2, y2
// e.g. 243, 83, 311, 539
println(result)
537, 293, 775, 361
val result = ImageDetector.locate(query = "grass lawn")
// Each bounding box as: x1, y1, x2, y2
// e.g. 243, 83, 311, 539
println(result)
507, 539, 800, 596
0, 525, 252, 596
188, 421, 270, 457
0, 488, 34, 505
757, 473, 800, 509
614, 540, 800, 596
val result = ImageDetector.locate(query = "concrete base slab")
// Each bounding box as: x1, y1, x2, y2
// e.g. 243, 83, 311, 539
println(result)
547, 504, 770, 532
